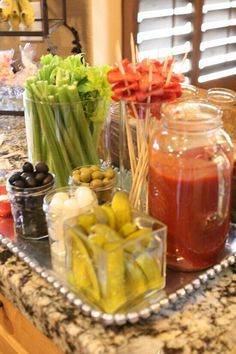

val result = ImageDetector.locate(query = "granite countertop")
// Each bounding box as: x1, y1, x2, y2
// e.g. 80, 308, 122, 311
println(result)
0, 115, 236, 354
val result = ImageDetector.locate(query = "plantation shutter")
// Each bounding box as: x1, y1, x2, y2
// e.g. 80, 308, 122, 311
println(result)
136, 0, 194, 81
196, 0, 236, 89
123, 0, 236, 89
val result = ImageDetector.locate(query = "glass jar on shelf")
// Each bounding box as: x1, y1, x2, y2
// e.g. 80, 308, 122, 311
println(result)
148, 100, 234, 271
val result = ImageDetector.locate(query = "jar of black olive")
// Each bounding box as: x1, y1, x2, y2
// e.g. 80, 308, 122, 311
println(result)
7, 165, 55, 240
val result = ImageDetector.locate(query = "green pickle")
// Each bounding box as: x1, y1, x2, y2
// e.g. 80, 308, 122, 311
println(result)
67, 228, 100, 301
101, 204, 116, 229
101, 243, 126, 313
125, 255, 147, 297
136, 253, 164, 290
111, 191, 132, 230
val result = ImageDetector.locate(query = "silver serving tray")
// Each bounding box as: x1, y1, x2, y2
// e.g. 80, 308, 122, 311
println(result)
0, 224, 236, 326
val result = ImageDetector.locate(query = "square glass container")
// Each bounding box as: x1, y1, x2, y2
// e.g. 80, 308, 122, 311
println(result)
64, 210, 167, 314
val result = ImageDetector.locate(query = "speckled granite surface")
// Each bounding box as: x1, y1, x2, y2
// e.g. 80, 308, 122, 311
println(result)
0, 115, 236, 354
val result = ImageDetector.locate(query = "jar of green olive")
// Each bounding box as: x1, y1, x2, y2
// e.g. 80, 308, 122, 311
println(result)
69, 164, 116, 204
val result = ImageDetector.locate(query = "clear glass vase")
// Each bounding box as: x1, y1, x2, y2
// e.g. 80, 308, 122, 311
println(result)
24, 93, 111, 187
119, 100, 161, 211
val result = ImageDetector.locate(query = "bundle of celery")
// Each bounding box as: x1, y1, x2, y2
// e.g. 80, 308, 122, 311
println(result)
24, 54, 112, 187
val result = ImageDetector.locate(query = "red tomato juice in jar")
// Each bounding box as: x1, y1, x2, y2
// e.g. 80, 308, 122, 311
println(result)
148, 100, 234, 271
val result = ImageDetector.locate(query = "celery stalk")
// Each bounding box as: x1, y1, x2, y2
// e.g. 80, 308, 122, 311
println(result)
24, 54, 112, 187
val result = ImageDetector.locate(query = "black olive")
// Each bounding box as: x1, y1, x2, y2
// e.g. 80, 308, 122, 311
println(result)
9, 172, 21, 185
35, 173, 46, 185
42, 173, 54, 185
22, 162, 34, 173
13, 180, 25, 188
25, 176, 37, 188
21, 172, 33, 180
35, 162, 49, 174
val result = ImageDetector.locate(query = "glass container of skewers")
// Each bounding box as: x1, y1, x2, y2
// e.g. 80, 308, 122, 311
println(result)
107, 55, 185, 211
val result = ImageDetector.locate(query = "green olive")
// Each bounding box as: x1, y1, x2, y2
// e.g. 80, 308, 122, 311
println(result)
92, 171, 104, 180
80, 171, 91, 183
73, 170, 80, 176
90, 165, 100, 172
103, 177, 113, 186
79, 167, 91, 175
73, 174, 81, 184
90, 179, 103, 189
104, 168, 115, 179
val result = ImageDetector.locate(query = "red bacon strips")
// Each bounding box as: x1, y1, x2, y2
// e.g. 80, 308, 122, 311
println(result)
107, 58, 185, 103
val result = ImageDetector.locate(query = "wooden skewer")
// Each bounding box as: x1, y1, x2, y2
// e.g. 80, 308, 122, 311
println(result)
133, 157, 148, 209
130, 143, 146, 202
125, 118, 136, 176
165, 63, 173, 87
163, 56, 169, 72
130, 62, 153, 207
116, 40, 139, 181
135, 45, 139, 63
130, 33, 142, 157
130, 33, 136, 72
132, 151, 148, 207
179, 52, 188, 74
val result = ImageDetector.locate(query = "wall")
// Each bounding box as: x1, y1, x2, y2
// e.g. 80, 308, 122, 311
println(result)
0, 0, 122, 66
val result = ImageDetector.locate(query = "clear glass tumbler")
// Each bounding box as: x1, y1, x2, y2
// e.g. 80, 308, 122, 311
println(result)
24, 93, 111, 187
120, 100, 161, 211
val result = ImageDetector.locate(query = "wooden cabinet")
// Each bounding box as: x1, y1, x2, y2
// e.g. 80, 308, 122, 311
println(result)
0, 293, 62, 354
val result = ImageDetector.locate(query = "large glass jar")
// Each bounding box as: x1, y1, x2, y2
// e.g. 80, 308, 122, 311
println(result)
148, 100, 234, 271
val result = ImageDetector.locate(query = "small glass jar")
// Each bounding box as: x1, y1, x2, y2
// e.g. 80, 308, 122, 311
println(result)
207, 88, 236, 150
180, 83, 199, 99
43, 186, 97, 277
69, 164, 117, 205
7, 178, 54, 240
207, 88, 236, 224
148, 100, 234, 271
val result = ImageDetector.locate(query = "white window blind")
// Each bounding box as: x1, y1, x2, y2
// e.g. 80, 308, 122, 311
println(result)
135, 0, 236, 86
198, 0, 236, 83
137, 0, 193, 77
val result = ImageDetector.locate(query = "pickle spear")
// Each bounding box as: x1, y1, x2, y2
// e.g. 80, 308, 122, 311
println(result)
136, 253, 163, 290
67, 228, 100, 301
111, 191, 132, 230
125, 255, 147, 297
100, 242, 126, 313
